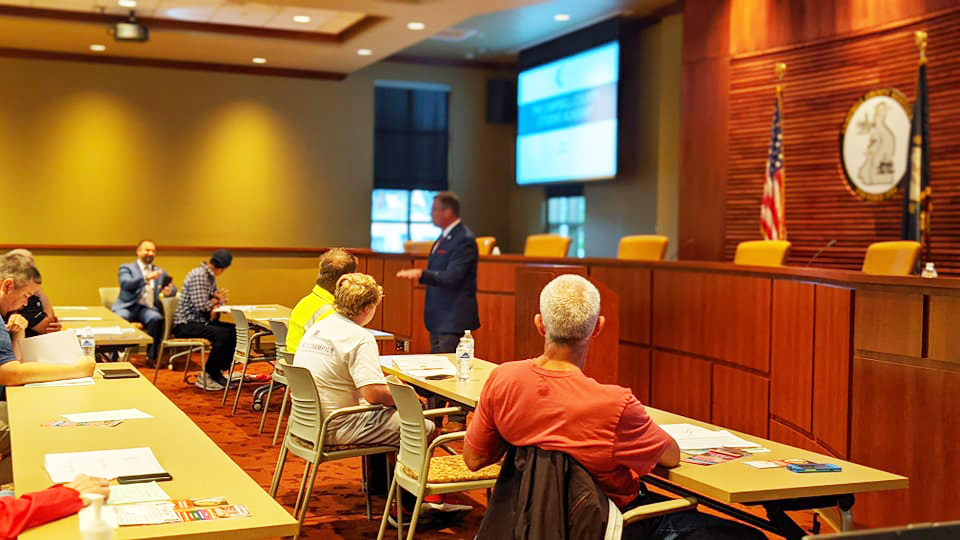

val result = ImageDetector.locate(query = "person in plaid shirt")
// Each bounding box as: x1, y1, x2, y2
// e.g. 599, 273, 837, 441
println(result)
172, 249, 235, 391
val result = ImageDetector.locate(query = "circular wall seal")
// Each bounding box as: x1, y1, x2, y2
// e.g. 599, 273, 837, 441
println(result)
839, 88, 912, 201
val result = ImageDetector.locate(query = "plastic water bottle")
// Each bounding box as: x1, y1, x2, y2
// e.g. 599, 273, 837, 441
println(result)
456, 330, 474, 381
921, 262, 938, 278
79, 327, 96, 358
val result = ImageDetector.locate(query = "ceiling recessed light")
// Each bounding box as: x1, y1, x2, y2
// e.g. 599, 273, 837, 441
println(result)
118, 0, 137, 8
357, 48, 372, 56
292, 15, 311, 24
90, 44, 106, 52
407, 22, 426, 31
554, 13, 571, 22
252, 57, 267, 64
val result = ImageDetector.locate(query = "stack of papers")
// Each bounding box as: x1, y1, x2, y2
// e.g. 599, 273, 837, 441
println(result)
44, 447, 165, 483
660, 423, 756, 450
89, 326, 137, 336
20, 329, 82, 364
62, 408, 153, 422
24, 377, 95, 388
383, 355, 457, 378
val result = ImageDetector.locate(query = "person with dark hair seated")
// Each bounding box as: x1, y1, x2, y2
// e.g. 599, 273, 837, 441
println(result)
172, 249, 235, 391
464, 275, 765, 540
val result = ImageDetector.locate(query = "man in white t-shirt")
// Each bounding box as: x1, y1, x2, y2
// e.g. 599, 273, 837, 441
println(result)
293, 273, 434, 446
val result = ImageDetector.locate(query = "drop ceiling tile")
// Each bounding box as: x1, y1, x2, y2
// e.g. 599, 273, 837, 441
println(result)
265, 6, 337, 32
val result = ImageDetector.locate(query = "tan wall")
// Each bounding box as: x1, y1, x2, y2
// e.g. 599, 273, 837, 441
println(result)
506, 16, 683, 258
30, 248, 322, 307
0, 57, 514, 250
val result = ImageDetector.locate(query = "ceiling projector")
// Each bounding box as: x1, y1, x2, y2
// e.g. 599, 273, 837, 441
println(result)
113, 12, 149, 42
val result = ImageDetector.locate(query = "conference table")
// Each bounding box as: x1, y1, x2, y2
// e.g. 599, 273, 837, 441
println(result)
382, 354, 908, 539
8, 363, 299, 539
53, 306, 153, 350
218, 304, 395, 342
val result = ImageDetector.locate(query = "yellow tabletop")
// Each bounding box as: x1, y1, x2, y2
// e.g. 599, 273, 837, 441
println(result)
53, 306, 152, 348
643, 408, 907, 504
219, 305, 394, 342
8, 363, 298, 539
382, 356, 906, 505
379, 354, 496, 409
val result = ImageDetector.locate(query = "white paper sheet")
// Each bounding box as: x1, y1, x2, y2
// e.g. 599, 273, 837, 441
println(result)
44, 447, 165, 483
406, 367, 458, 378
62, 409, 153, 422
659, 423, 757, 450
107, 482, 171, 505
20, 329, 83, 364
383, 354, 454, 371
88, 326, 137, 336
213, 305, 254, 313
24, 377, 95, 388
111, 502, 180, 526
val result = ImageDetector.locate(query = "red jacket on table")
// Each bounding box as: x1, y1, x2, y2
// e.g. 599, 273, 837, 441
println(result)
0, 485, 84, 540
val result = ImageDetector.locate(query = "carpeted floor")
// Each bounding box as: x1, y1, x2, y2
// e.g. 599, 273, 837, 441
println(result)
142, 354, 826, 539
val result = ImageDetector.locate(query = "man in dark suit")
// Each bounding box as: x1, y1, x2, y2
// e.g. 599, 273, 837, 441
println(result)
397, 191, 480, 353
112, 240, 176, 365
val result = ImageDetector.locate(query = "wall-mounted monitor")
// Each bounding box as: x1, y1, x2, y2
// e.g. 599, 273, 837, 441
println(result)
516, 40, 619, 186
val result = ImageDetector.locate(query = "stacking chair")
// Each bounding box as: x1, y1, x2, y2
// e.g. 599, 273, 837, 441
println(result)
617, 235, 669, 261
475, 236, 497, 255
523, 234, 571, 257
154, 296, 209, 385
861, 241, 921, 276
733, 240, 791, 267
476, 446, 697, 540
270, 364, 398, 538
98, 286, 120, 310
377, 378, 501, 540
259, 318, 292, 444
403, 241, 433, 254
222, 308, 276, 414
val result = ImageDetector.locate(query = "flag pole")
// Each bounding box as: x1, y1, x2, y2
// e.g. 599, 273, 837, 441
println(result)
775, 63, 786, 240
914, 31, 931, 265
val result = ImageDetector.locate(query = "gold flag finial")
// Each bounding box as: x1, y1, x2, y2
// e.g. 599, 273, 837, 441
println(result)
915, 31, 927, 63
775, 62, 787, 81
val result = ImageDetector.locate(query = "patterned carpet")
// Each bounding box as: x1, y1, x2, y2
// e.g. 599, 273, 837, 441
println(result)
142, 354, 824, 539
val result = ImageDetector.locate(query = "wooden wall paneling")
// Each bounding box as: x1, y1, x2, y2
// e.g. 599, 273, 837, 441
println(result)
813, 284, 853, 457
651, 351, 712, 422
652, 269, 707, 355
380, 258, 412, 338
653, 270, 771, 371
477, 261, 516, 293
853, 289, 923, 357
682, 0, 730, 62
474, 293, 515, 363
926, 294, 960, 364
620, 344, 652, 404
712, 364, 770, 437
679, 56, 730, 261
585, 281, 620, 385
589, 264, 651, 345
769, 418, 839, 457
705, 273, 771, 371
851, 356, 960, 526
513, 265, 588, 360
411, 287, 430, 353
726, 7, 960, 274
770, 280, 815, 432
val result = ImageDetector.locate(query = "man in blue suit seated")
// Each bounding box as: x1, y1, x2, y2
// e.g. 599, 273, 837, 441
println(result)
397, 191, 479, 431
112, 240, 176, 366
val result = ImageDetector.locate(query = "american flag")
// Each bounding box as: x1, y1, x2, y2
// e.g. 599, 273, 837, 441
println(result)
761, 95, 786, 241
